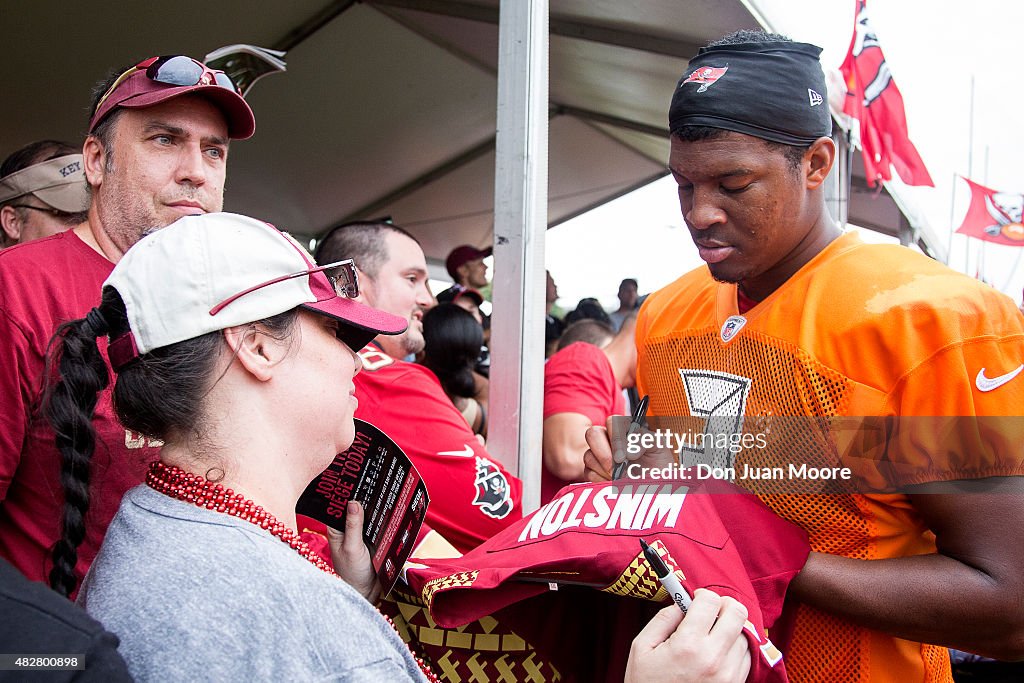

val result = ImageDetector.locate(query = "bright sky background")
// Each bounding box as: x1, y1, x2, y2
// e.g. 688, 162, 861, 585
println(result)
547, 0, 1024, 311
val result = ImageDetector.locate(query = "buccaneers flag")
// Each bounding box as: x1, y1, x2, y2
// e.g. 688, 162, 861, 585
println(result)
955, 177, 1024, 246
840, 0, 933, 187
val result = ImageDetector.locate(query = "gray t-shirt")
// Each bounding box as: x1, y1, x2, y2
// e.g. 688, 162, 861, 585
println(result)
78, 485, 426, 682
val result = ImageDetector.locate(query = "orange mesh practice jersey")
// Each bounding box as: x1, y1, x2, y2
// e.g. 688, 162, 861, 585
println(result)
636, 232, 1024, 683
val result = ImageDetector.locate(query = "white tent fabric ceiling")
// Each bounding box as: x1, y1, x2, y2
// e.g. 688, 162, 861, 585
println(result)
4, 0, 919, 263
4, 0, 757, 261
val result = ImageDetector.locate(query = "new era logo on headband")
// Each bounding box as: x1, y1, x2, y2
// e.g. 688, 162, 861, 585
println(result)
683, 65, 729, 93
808, 89, 823, 107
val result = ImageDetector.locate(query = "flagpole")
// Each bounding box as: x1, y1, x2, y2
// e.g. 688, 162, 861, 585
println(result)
844, 130, 854, 230
965, 75, 975, 275
1000, 250, 1023, 294
981, 144, 989, 283
946, 172, 958, 266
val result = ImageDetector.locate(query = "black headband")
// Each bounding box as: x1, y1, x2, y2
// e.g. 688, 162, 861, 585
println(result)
669, 40, 832, 146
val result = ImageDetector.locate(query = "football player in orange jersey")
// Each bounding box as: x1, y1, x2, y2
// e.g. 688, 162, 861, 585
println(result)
586, 29, 1024, 682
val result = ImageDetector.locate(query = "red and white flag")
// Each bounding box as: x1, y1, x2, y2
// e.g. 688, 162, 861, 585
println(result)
955, 177, 1024, 246
840, 0, 933, 187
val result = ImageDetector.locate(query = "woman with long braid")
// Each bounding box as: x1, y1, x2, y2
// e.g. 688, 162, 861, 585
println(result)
43, 212, 436, 681
44, 210, 755, 683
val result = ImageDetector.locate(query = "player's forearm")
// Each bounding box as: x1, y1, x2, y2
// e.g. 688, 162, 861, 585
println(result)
789, 551, 1024, 660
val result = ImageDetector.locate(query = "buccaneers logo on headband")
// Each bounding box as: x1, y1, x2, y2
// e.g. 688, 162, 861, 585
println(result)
683, 65, 729, 93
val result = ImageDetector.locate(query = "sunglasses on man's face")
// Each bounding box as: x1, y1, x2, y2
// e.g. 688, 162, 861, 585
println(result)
93, 55, 239, 116
208, 259, 359, 316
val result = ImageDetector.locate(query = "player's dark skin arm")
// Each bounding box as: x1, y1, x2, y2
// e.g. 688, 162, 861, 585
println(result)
786, 477, 1024, 660
584, 429, 1024, 660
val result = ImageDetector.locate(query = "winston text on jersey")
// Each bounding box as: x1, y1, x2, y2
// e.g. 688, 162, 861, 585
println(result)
518, 485, 687, 542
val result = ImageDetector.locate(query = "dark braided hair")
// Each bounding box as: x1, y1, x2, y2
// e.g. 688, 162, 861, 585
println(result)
44, 302, 117, 596
43, 286, 298, 596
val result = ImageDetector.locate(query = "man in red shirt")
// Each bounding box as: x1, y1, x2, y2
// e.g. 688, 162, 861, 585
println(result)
0, 55, 255, 589
315, 221, 522, 553
542, 315, 636, 502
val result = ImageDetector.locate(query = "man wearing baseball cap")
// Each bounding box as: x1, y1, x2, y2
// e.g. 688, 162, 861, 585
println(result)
443, 244, 491, 293
0, 54, 256, 587
439, 244, 493, 372
0, 140, 89, 247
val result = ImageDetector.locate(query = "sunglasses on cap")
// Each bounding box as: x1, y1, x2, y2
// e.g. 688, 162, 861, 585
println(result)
208, 259, 359, 316
93, 55, 239, 117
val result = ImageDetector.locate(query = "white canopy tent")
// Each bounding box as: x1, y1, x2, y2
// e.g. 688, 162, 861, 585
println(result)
3, 0, 933, 509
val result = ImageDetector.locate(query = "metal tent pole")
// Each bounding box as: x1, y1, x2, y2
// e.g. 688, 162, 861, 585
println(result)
488, 0, 549, 513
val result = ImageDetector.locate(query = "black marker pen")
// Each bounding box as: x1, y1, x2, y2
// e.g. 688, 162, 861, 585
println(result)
612, 395, 649, 480
640, 538, 692, 613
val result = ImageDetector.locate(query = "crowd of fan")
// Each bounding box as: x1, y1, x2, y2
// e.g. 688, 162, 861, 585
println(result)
2, 29, 1023, 683
0, 51, 743, 683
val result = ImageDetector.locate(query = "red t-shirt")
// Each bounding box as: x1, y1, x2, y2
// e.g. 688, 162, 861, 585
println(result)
354, 346, 522, 553
542, 342, 625, 503
0, 231, 160, 583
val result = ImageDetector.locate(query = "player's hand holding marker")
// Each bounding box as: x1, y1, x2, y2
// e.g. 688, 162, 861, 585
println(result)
584, 397, 676, 482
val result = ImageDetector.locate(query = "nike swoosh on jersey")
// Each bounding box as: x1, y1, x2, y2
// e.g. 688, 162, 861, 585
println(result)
975, 364, 1024, 392
437, 444, 475, 458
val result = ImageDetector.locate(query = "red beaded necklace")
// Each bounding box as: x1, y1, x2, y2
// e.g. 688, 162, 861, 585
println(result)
146, 461, 439, 683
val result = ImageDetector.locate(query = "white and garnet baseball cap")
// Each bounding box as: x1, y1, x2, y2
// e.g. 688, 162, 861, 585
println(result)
105, 212, 406, 370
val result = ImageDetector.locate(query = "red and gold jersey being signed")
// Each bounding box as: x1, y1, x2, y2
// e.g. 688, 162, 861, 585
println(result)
407, 480, 808, 683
